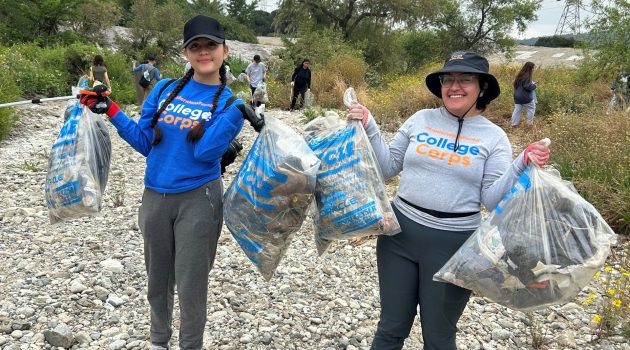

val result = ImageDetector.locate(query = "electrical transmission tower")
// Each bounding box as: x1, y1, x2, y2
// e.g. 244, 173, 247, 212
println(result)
554, 0, 582, 36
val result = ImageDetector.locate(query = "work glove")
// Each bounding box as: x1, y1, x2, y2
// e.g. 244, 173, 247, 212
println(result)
346, 103, 370, 127
237, 103, 265, 133
78, 85, 120, 118
524, 138, 551, 167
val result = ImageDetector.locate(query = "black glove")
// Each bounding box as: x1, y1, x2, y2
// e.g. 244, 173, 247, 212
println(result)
237, 104, 265, 133
78, 85, 119, 117
221, 139, 243, 174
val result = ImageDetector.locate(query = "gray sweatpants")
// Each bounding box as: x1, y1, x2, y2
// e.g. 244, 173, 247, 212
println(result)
371, 205, 474, 350
138, 179, 223, 350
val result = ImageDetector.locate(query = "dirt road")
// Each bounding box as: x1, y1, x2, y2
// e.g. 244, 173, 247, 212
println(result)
488, 45, 586, 68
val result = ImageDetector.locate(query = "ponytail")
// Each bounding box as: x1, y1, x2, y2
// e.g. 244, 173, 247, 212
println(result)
187, 63, 228, 143
151, 68, 195, 145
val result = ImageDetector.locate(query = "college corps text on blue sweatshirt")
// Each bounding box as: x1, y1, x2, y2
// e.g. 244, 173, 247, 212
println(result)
108, 78, 244, 193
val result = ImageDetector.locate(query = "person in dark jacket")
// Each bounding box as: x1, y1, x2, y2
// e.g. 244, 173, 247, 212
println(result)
511, 61, 537, 127
290, 58, 312, 111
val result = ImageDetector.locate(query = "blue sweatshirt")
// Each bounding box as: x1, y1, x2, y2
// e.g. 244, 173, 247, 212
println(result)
109, 78, 244, 193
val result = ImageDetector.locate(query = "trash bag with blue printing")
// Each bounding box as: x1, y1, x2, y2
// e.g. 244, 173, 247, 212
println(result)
434, 142, 616, 311
45, 79, 111, 224
223, 115, 320, 280
304, 88, 401, 255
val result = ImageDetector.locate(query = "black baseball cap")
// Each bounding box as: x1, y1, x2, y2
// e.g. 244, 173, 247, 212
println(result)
425, 51, 500, 102
183, 15, 225, 47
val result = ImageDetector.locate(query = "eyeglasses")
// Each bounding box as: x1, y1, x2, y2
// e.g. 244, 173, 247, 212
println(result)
439, 74, 478, 87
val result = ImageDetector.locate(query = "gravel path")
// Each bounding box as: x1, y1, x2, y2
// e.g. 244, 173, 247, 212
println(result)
0, 102, 627, 350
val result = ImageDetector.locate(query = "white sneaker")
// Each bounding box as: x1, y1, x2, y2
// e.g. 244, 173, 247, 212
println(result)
149, 345, 169, 350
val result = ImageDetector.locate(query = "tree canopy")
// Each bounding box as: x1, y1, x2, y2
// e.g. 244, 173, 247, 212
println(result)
585, 0, 630, 72
428, 0, 540, 54
274, 0, 438, 39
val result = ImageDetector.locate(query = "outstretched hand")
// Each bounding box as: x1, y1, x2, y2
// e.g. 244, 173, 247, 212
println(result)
346, 103, 370, 127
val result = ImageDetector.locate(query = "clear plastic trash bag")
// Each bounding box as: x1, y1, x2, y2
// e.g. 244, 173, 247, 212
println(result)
304, 87, 401, 255
253, 81, 269, 103
45, 100, 112, 224
224, 115, 320, 280
304, 89, 315, 108
434, 162, 617, 311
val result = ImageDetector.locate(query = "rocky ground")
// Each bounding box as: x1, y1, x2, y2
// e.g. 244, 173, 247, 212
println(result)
0, 101, 628, 350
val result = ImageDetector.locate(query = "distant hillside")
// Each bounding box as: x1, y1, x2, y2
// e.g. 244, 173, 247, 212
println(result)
517, 37, 539, 46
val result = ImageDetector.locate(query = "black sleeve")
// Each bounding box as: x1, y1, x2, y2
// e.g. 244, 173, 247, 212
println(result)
291, 67, 298, 82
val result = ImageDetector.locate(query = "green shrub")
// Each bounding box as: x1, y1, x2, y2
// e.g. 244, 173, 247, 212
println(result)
0, 54, 21, 141
535, 35, 579, 48
273, 27, 364, 84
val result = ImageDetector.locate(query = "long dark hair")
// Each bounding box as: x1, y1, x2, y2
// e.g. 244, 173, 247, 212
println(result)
150, 63, 228, 145
93, 55, 104, 66
514, 61, 535, 88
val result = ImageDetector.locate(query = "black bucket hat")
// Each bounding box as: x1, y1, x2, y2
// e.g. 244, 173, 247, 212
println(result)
183, 15, 225, 47
425, 51, 500, 102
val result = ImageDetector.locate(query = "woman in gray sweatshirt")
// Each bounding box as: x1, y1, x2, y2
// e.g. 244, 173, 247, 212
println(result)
347, 51, 550, 350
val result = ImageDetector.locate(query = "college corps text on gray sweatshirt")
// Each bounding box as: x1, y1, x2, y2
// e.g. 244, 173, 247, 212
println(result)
364, 107, 527, 231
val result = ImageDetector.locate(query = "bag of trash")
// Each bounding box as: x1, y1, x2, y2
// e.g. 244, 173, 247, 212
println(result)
304, 88, 401, 255
224, 115, 320, 280
252, 81, 269, 103
434, 148, 617, 311
304, 89, 315, 108
45, 99, 112, 224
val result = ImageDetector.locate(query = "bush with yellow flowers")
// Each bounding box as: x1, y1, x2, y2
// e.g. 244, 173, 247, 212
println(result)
580, 246, 630, 340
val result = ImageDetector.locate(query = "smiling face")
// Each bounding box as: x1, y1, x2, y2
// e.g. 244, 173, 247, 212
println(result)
440, 73, 482, 117
184, 38, 228, 83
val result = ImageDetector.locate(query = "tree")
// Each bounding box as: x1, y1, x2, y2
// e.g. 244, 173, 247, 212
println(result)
274, 0, 438, 39
535, 35, 578, 48
0, 0, 82, 44
252, 10, 275, 36
187, 0, 224, 18
428, 0, 540, 54
73, 0, 123, 46
124, 0, 186, 58
226, 0, 258, 25
584, 0, 630, 72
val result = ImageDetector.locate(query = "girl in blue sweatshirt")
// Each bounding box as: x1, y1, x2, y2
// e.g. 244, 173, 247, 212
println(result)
80, 15, 245, 350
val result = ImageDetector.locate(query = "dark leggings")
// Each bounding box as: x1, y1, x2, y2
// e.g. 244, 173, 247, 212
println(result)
290, 84, 308, 109
371, 205, 474, 350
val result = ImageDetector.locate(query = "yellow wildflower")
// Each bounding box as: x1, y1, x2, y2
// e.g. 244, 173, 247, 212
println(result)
592, 315, 602, 323
612, 299, 622, 307
604, 266, 613, 272
607, 289, 616, 296
594, 272, 601, 278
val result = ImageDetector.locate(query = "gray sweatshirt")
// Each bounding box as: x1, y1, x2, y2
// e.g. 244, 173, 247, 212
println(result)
364, 107, 527, 231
